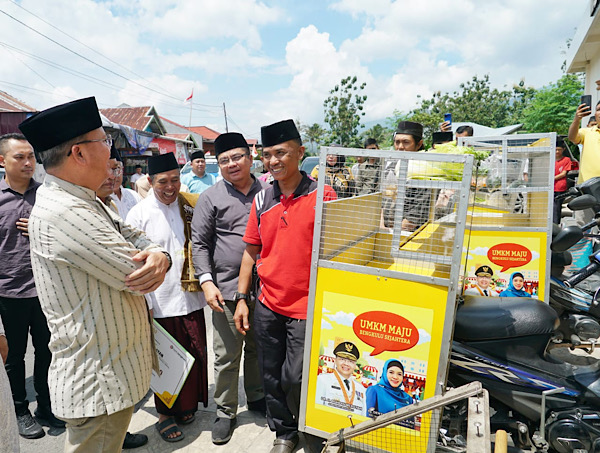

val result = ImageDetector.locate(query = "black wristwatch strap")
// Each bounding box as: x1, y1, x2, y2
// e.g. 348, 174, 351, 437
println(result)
162, 251, 172, 272
234, 291, 250, 301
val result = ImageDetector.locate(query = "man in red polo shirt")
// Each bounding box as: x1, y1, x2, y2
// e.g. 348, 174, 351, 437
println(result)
234, 119, 336, 453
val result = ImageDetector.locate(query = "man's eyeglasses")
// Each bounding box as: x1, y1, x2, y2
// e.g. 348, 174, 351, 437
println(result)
75, 136, 113, 148
218, 153, 248, 166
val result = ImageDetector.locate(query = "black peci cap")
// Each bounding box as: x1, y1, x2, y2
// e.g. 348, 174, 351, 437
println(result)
19, 97, 102, 155
214, 132, 249, 156
261, 119, 301, 148
148, 152, 179, 176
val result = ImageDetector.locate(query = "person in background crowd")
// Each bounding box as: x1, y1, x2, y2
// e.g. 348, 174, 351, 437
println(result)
455, 125, 474, 138
181, 150, 217, 194
19, 97, 170, 453
311, 152, 355, 198
234, 119, 336, 453
110, 154, 141, 220
383, 121, 428, 230
130, 165, 144, 185
127, 153, 208, 444
135, 171, 152, 198
553, 139, 571, 225
95, 146, 149, 450
569, 100, 600, 225
499, 272, 532, 298
192, 132, 267, 445
355, 138, 381, 195
0, 133, 63, 440
0, 315, 20, 452
463, 265, 498, 297
431, 131, 454, 149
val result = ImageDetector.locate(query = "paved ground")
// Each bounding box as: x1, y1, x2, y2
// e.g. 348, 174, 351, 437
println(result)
16, 302, 600, 453
18, 306, 313, 453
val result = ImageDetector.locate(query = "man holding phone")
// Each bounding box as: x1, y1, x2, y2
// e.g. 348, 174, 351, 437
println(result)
568, 96, 600, 184
568, 96, 600, 226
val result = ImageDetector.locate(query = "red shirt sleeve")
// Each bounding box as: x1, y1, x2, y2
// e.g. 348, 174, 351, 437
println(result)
242, 200, 262, 246
323, 184, 337, 202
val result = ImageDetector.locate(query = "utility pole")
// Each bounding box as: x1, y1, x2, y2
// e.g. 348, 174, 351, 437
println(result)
223, 102, 229, 133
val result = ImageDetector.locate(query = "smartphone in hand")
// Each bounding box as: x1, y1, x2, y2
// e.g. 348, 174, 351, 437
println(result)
581, 95, 592, 112
444, 113, 452, 125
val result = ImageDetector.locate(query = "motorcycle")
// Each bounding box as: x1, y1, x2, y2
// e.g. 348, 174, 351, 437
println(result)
546, 180, 600, 352
448, 295, 600, 453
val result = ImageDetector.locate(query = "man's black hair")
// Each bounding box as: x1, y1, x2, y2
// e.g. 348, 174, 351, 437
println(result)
364, 138, 378, 148
456, 125, 474, 136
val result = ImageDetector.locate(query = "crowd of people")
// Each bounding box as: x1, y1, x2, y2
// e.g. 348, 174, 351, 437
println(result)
1, 94, 592, 453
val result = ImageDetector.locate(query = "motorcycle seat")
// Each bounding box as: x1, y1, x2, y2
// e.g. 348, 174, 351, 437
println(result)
455, 296, 558, 341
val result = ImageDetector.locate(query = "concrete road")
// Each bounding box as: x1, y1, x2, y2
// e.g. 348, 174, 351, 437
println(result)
18, 306, 312, 453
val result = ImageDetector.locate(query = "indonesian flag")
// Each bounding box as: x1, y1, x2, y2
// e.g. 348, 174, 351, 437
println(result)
184, 89, 193, 103
251, 143, 258, 158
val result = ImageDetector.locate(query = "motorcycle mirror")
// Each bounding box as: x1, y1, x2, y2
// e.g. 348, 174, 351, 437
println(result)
567, 194, 598, 211
551, 226, 584, 252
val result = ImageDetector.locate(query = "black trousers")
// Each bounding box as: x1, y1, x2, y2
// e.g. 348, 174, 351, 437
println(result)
0, 296, 51, 414
254, 301, 306, 440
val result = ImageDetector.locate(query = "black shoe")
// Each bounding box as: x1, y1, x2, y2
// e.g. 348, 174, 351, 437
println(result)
34, 406, 66, 428
212, 417, 236, 445
123, 432, 149, 449
17, 411, 45, 439
247, 397, 267, 416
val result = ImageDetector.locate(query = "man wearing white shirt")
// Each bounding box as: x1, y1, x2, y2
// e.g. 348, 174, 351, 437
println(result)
464, 265, 498, 297
129, 165, 143, 185
110, 159, 141, 219
127, 152, 208, 443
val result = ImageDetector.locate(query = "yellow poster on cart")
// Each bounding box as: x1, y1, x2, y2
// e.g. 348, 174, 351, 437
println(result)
462, 230, 547, 300
304, 267, 450, 452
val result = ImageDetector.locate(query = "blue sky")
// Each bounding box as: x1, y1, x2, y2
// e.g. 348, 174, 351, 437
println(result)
0, 0, 587, 141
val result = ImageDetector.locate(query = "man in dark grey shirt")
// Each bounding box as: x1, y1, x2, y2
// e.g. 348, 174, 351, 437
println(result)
191, 132, 267, 445
0, 133, 64, 439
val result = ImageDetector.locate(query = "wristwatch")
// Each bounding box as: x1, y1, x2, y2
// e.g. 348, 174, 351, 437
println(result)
161, 251, 172, 272
233, 291, 250, 301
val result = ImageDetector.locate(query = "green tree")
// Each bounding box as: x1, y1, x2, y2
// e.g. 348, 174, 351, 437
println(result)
300, 122, 327, 154
387, 75, 537, 148
360, 123, 392, 148
521, 73, 584, 134
323, 75, 367, 147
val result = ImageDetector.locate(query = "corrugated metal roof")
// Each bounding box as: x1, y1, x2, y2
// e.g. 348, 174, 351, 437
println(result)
100, 106, 166, 133
0, 90, 36, 113
189, 126, 220, 141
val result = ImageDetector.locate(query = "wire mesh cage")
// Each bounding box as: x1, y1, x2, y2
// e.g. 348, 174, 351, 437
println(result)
301, 146, 475, 445
313, 146, 474, 287
457, 133, 555, 300
321, 382, 490, 453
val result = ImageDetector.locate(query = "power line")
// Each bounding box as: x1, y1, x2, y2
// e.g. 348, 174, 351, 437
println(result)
0, 8, 223, 108
0, 41, 222, 115
7, 0, 169, 95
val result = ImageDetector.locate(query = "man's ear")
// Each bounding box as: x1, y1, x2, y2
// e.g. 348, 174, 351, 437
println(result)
70, 144, 87, 165
298, 145, 306, 161
0, 154, 5, 168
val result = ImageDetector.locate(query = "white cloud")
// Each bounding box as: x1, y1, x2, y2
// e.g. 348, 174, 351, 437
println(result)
416, 329, 431, 346
136, 0, 283, 50
469, 247, 490, 256
321, 319, 333, 330
324, 310, 356, 327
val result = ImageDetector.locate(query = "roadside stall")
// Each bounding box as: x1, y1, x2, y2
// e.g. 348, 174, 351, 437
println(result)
300, 146, 474, 453
458, 133, 555, 300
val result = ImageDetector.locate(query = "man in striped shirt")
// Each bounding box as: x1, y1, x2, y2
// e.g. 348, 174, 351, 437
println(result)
19, 97, 171, 453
